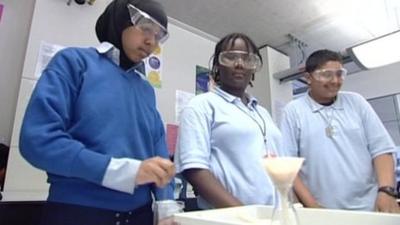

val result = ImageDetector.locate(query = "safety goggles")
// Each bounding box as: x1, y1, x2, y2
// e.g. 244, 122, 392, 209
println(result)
127, 4, 169, 43
312, 68, 347, 82
218, 50, 262, 71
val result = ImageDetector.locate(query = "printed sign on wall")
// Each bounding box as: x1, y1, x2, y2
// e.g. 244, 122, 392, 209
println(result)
35, 41, 65, 78
145, 45, 163, 88
195, 65, 215, 95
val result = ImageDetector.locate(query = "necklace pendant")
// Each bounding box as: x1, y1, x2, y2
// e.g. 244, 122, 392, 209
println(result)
325, 125, 335, 138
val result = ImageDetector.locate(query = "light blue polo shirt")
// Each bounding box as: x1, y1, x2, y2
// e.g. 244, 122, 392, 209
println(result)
280, 91, 396, 211
175, 87, 282, 209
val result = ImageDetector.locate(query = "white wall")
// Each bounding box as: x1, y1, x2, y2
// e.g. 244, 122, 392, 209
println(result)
156, 19, 217, 124
342, 61, 400, 99
0, 0, 36, 145
266, 47, 292, 124
250, 47, 292, 124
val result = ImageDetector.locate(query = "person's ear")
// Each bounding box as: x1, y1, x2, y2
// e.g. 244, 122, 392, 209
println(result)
305, 72, 312, 85
210, 66, 219, 84
211, 66, 219, 78
213, 67, 219, 75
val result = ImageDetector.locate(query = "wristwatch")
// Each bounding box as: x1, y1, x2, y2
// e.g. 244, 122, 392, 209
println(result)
378, 186, 399, 198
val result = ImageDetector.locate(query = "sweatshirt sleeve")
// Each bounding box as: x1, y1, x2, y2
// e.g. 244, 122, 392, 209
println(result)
19, 49, 111, 185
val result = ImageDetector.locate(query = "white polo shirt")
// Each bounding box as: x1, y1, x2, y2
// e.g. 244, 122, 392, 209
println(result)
280, 91, 396, 211
175, 87, 282, 209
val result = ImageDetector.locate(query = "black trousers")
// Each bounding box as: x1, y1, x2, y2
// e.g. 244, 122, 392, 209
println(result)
40, 201, 153, 225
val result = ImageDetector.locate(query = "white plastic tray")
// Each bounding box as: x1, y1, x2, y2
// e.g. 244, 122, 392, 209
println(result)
174, 205, 400, 225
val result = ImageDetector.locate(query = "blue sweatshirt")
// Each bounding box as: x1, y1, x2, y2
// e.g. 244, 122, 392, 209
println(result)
19, 46, 172, 211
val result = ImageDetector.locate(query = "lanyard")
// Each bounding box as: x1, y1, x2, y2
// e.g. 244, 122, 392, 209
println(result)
233, 101, 267, 146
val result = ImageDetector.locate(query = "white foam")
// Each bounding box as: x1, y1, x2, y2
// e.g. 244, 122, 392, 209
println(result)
262, 157, 304, 187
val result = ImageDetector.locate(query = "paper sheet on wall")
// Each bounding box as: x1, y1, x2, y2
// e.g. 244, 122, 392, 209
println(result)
34, 41, 66, 78
175, 90, 194, 123
0, 4, 4, 23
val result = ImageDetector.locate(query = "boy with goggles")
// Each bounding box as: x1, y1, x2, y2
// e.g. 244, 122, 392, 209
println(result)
281, 49, 399, 213
19, 1, 175, 225
312, 67, 347, 82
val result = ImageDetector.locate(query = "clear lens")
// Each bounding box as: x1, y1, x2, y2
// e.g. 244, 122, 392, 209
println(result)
127, 4, 169, 43
136, 17, 169, 43
313, 68, 347, 81
218, 50, 261, 71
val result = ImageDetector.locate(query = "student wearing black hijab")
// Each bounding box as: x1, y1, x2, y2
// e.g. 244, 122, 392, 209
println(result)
19, 1, 175, 224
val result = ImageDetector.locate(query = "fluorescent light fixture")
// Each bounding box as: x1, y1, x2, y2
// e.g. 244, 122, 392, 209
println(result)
348, 30, 400, 69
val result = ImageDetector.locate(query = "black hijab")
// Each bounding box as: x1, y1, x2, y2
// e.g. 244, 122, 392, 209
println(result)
95, 0, 168, 69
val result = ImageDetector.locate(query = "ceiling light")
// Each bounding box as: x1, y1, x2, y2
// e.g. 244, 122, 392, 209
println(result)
348, 30, 400, 69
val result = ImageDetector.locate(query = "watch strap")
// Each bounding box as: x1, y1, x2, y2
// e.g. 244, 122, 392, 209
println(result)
378, 186, 398, 198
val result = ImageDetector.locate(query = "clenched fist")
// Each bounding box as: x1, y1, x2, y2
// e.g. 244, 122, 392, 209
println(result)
135, 157, 176, 187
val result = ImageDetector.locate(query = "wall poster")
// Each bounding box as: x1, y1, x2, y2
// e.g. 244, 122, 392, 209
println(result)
195, 65, 212, 95
145, 45, 163, 88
